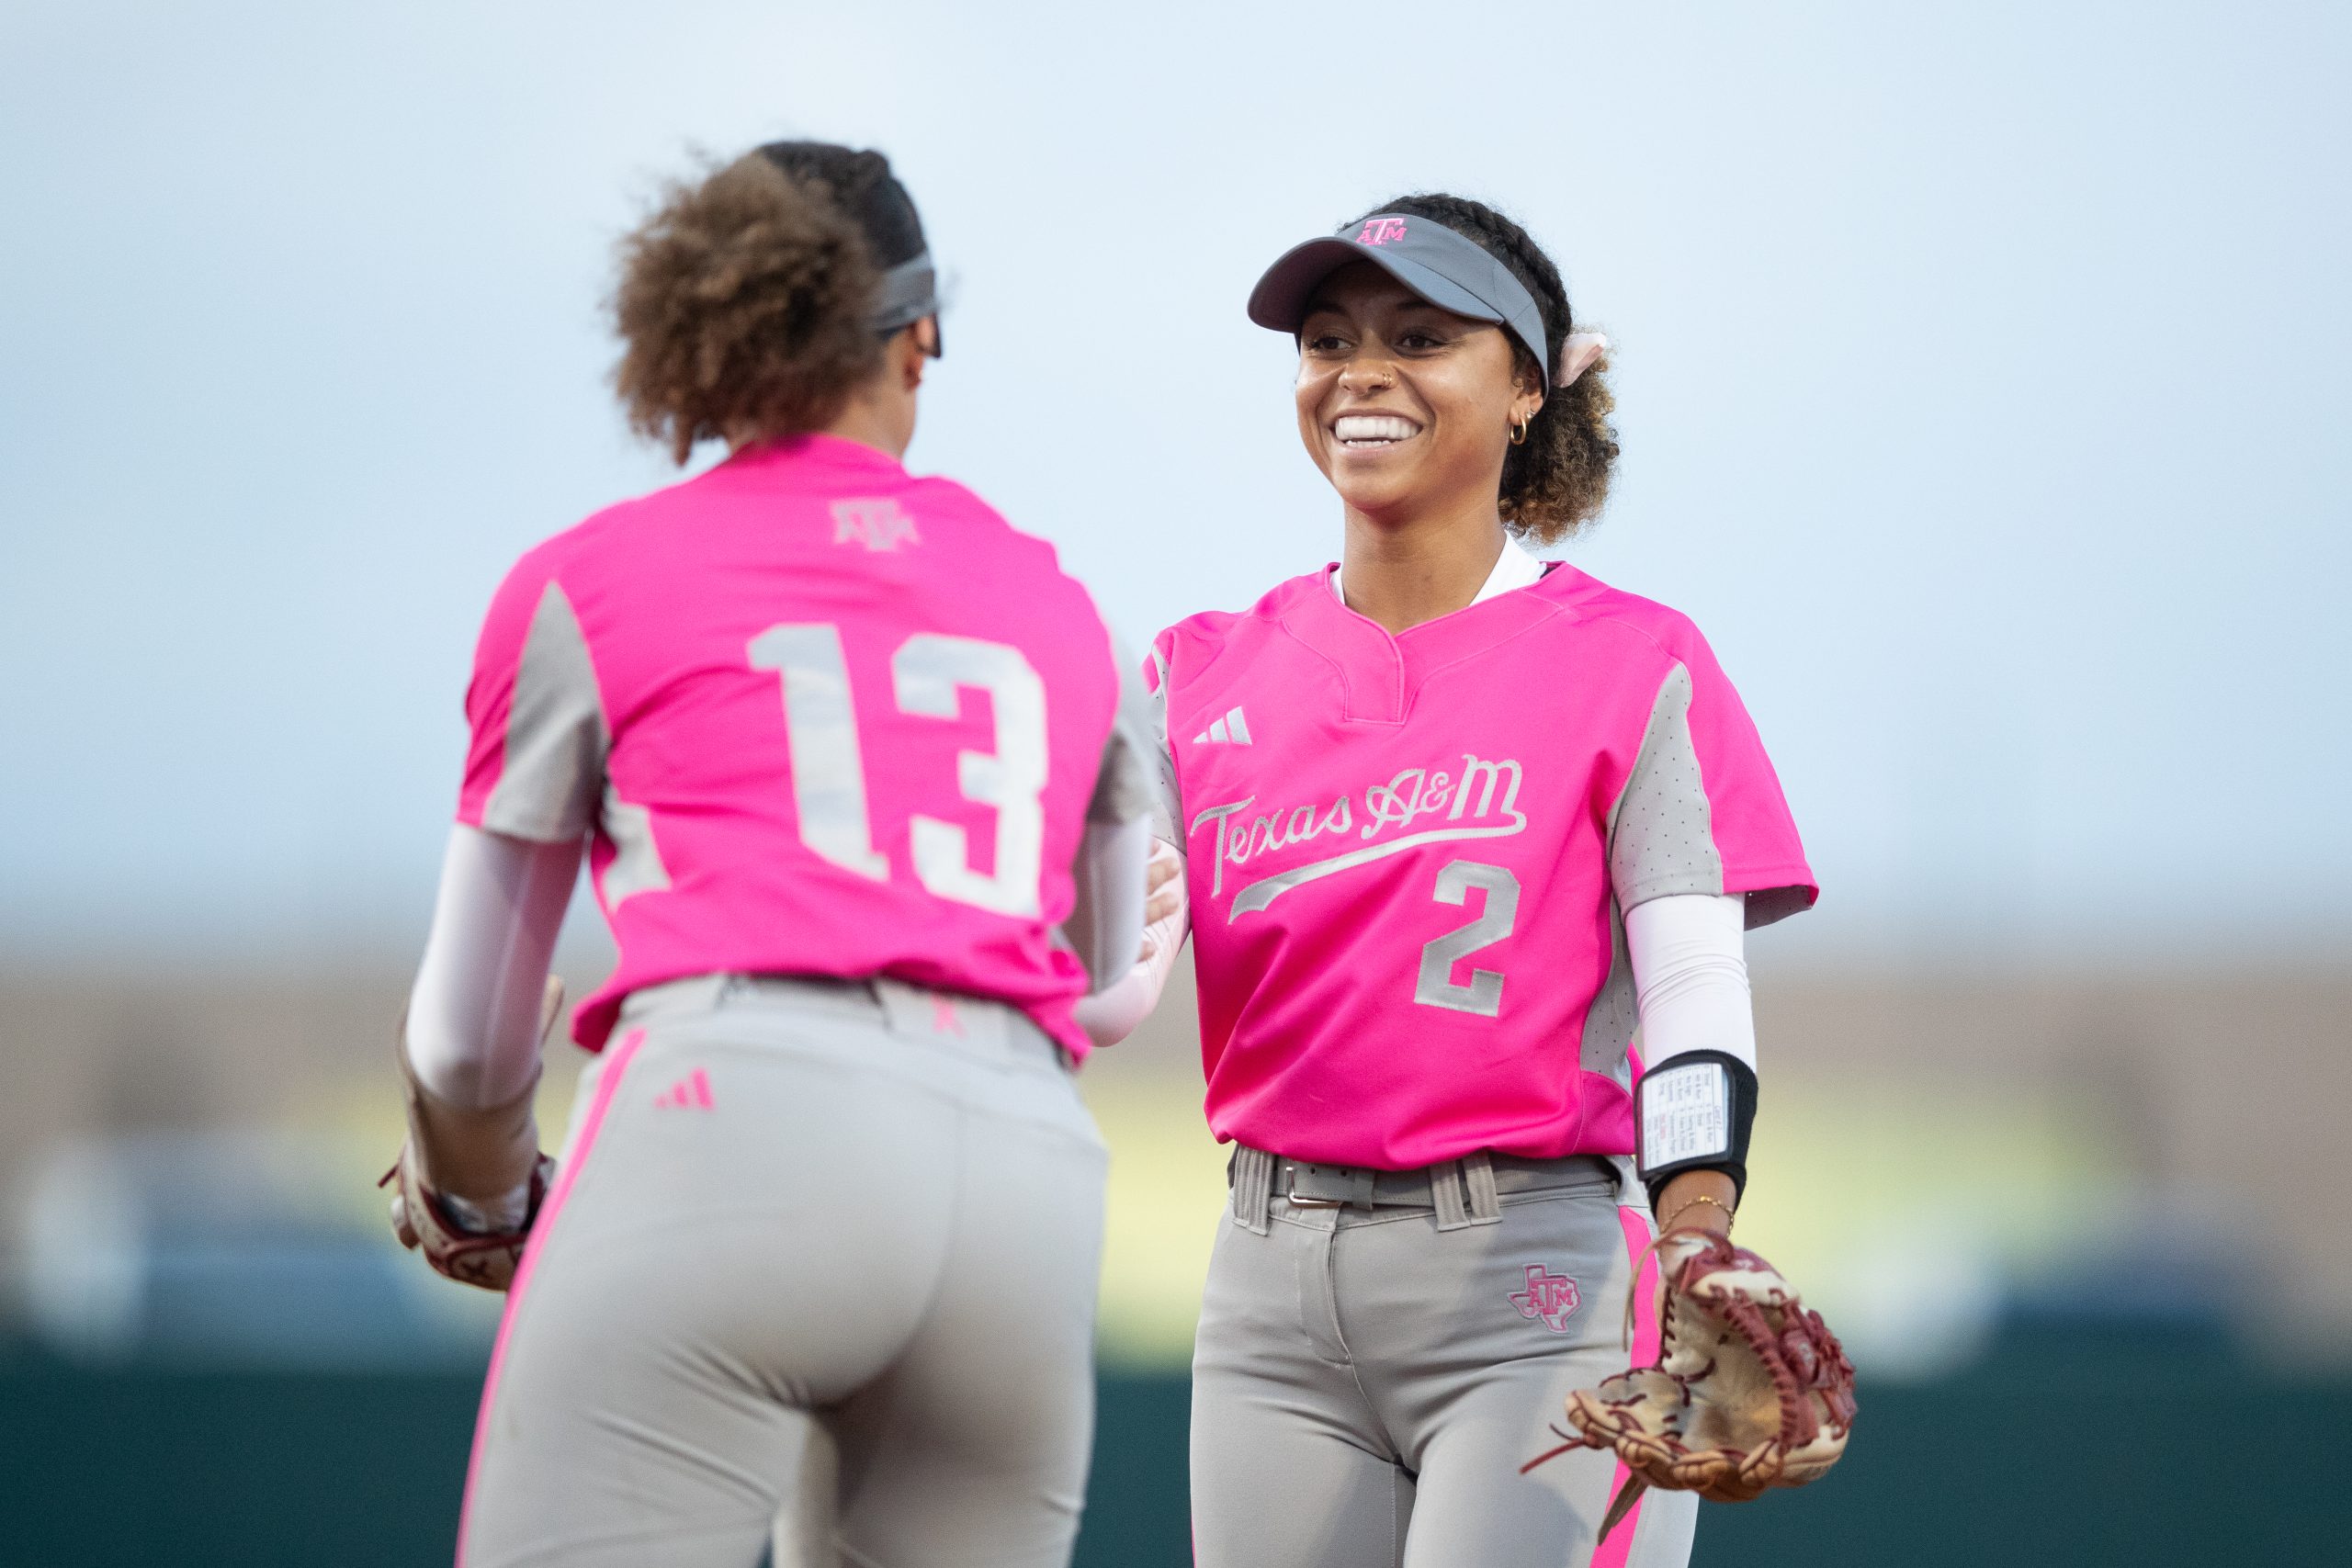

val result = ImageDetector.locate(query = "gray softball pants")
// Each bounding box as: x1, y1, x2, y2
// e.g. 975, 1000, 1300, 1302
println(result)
1190, 1149, 1698, 1568
458, 975, 1107, 1568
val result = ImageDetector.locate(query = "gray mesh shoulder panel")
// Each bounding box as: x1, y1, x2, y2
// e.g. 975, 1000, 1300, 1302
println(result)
1606, 663, 1724, 910
1577, 898, 1642, 1080
481, 581, 609, 842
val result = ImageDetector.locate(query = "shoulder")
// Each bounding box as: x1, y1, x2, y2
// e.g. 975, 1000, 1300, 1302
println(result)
911, 474, 1100, 591
499, 480, 686, 593
1150, 569, 1330, 678
1532, 562, 1715, 666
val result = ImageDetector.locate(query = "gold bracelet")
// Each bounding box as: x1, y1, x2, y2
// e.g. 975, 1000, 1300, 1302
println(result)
1659, 1193, 1734, 1233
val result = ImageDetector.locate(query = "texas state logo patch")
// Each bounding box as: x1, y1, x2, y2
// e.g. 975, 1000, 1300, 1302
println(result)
1510, 1264, 1582, 1332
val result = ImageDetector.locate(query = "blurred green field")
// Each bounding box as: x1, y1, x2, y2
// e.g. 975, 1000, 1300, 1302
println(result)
3, 1325, 2343, 1565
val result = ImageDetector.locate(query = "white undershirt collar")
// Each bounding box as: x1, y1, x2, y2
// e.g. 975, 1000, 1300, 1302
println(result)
1329, 533, 1546, 610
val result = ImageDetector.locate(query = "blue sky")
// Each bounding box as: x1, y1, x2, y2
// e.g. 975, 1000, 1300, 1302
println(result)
2, 1, 2346, 964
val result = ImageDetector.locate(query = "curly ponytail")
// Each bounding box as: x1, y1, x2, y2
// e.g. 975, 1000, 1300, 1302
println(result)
611, 146, 892, 464
1356, 193, 1620, 542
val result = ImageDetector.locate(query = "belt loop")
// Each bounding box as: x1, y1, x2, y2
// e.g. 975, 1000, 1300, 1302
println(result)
1230, 1145, 1273, 1235
1462, 1151, 1502, 1224
1431, 1159, 1472, 1230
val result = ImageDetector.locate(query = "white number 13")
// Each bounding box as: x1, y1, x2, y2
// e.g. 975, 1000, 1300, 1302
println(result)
748, 625, 1047, 918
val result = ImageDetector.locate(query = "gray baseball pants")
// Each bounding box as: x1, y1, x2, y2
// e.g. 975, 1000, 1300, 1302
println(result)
1190, 1148, 1698, 1568
458, 975, 1107, 1568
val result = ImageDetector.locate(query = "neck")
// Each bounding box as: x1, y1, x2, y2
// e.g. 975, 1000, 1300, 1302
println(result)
819, 393, 911, 458
1339, 492, 1509, 635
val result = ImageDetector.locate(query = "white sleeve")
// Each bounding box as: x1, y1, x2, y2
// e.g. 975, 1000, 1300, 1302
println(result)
1625, 892, 1755, 1072
1064, 639, 1159, 990
1069, 814, 1151, 993
1070, 838, 1188, 1048
403, 824, 581, 1109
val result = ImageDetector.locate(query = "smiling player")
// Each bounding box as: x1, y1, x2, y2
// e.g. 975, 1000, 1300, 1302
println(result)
1090, 196, 1819, 1566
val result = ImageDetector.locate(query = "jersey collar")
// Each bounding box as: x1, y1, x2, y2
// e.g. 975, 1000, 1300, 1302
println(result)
1287, 538, 1567, 725
1328, 533, 1544, 610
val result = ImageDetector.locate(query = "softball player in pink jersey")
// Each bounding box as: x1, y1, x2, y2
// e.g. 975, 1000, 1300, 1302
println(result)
1084, 195, 1817, 1565
387, 143, 1166, 1568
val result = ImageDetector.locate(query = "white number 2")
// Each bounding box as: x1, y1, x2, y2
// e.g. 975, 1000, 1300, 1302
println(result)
748, 624, 1048, 918
1414, 860, 1521, 1017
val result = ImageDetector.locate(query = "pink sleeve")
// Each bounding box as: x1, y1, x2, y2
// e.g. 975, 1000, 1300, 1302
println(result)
457, 551, 609, 843
1608, 624, 1815, 929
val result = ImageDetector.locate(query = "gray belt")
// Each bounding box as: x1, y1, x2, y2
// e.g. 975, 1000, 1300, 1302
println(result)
1227, 1145, 1616, 1235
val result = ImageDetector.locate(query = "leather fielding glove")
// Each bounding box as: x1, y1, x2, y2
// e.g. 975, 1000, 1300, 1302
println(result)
380, 976, 565, 1292
1529, 1231, 1858, 1542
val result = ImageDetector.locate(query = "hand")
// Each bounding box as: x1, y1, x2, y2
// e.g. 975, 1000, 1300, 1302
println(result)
1137, 839, 1185, 962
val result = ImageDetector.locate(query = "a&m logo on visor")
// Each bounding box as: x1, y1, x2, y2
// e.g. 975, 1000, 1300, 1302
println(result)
1355, 217, 1408, 246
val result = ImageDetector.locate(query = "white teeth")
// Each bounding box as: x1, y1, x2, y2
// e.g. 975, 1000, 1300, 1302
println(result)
1334, 414, 1419, 444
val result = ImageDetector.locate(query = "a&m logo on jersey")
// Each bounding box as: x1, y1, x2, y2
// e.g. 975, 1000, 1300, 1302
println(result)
831, 497, 922, 553
1510, 1264, 1582, 1332
1355, 217, 1408, 246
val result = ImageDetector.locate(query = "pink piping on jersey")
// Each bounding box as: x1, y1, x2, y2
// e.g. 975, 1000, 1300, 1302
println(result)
455, 1026, 649, 1567
1590, 1203, 1664, 1568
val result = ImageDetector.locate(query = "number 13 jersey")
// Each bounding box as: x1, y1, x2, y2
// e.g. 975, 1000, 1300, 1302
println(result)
457, 434, 1125, 1055
1148, 559, 1816, 1170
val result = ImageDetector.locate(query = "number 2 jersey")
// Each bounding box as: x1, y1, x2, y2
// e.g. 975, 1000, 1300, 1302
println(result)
458, 434, 1126, 1055
1148, 558, 1817, 1170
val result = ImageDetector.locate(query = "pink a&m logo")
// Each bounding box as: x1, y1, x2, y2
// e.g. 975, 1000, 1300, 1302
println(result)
1355, 217, 1408, 247
1510, 1264, 1582, 1332
831, 497, 922, 553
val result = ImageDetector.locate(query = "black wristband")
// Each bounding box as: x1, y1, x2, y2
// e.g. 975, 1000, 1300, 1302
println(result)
1635, 1050, 1758, 1213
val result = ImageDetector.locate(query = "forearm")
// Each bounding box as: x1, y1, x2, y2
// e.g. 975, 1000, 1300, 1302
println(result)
405, 824, 580, 1108
1067, 814, 1151, 994
1627, 893, 1756, 1224
1070, 837, 1187, 1047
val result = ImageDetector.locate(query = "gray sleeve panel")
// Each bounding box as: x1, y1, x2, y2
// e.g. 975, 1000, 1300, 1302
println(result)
481, 581, 610, 843
1577, 898, 1642, 1083
1088, 639, 1159, 827
1142, 644, 1182, 848
1606, 662, 1727, 911
598, 783, 672, 908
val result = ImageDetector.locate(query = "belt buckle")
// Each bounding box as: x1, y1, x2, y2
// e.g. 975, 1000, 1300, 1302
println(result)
1283, 1162, 1364, 1209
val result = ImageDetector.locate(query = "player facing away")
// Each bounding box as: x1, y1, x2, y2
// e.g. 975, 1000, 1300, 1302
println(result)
384, 143, 1168, 1568
1084, 197, 1818, 1565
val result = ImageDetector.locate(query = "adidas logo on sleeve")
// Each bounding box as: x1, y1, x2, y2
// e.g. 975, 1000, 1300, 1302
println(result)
1193, 706, 1253, 746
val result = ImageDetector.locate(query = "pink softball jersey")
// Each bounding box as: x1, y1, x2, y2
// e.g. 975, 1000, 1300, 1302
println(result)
458, 434, 1123, 1055
1150, 562, 1815, 1169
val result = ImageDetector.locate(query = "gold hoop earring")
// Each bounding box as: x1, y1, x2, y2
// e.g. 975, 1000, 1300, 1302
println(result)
1510, 413, 1531, 446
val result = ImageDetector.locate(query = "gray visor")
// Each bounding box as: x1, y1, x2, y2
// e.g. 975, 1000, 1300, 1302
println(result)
872, 253, 940, 336
1248, 214, 1549, 375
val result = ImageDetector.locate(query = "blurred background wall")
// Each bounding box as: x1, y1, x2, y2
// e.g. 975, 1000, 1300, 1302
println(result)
3, 1, 2347, 1562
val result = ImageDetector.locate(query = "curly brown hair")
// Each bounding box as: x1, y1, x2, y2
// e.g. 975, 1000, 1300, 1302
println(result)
611, 147, 891, 463
1355, 193, 1620, 542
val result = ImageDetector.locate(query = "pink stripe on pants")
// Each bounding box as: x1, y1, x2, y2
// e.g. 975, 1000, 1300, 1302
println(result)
1590, 1204, 1664, 1568
454, 1027, 648, 1567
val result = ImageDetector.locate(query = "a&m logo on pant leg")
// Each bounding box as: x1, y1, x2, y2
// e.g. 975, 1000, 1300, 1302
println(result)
1510, 1264, 1582, 1332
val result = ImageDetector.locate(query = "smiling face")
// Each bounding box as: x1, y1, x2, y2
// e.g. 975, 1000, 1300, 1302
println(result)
1295, 261, 1544, 528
